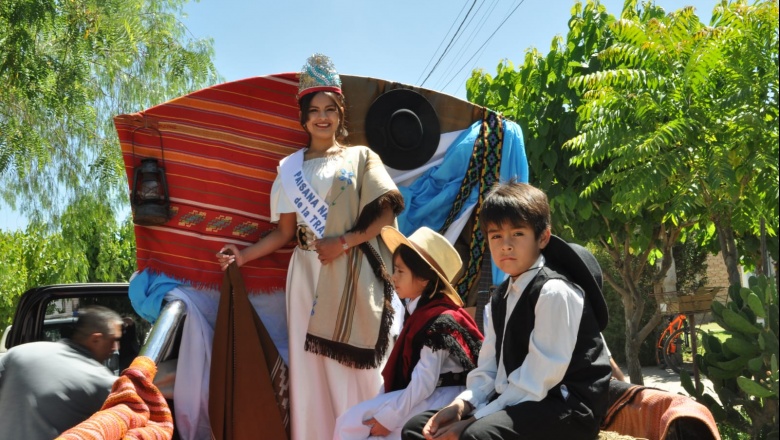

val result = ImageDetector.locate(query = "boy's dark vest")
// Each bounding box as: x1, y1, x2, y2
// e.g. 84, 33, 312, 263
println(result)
491, 267, 611, 418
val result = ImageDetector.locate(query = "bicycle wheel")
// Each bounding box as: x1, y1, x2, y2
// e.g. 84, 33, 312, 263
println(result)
663, 327, 707, 374
656, 333, 670, 368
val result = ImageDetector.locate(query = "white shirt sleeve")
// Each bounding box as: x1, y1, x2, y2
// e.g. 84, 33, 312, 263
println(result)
473, 279, 584, 419
456, 302, 498, 410
371, 346, 447, 430
269, 172, 293, 223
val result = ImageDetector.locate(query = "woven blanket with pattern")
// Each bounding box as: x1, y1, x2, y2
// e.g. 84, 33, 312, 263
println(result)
114, 74, 305, 293
601, 381, 720, 440
56, 356, 173, 440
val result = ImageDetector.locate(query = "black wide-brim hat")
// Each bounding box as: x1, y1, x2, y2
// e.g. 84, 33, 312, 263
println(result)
365, 89, 441, 170
542, 235, 609, 331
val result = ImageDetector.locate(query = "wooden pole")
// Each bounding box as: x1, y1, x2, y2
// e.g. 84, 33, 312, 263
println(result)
688, 312, 701, 389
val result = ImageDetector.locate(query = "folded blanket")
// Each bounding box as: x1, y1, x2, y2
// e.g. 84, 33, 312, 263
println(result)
56, 356, 173, 440
601, 381, 720, 440
209, 261, 289, 440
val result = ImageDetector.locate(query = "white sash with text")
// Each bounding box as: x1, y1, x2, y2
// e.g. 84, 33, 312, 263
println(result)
279, 149, 329, 238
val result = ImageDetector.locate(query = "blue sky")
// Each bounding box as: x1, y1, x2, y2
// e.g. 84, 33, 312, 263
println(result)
180, 0, 719, 98
0, 0, 719, 231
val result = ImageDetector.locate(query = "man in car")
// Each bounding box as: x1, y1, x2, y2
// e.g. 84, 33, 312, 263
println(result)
0, 305, 123, 439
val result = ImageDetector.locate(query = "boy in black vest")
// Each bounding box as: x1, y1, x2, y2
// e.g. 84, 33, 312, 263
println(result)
402, 182, 611, 440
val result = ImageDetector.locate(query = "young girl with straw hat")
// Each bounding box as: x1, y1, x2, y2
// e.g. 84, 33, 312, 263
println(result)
333, 226, 483, 440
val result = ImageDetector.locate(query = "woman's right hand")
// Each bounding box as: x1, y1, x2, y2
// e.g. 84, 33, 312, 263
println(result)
216, 244, 243, 270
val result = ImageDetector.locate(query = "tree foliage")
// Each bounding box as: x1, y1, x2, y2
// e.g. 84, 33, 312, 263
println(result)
0, 195, 135, 328
567, 0, 779, 285
0, 0, 218, 327
467, 0, 673, 384
466, 0, 778, 384
0, 0, 220, 224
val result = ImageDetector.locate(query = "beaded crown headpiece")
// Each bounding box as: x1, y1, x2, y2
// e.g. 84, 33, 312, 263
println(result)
297, 53, 342, 99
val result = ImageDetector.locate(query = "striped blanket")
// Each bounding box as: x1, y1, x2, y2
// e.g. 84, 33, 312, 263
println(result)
56, 356, 173, 440
114, 74, 305, 293
601, 381, 720, 440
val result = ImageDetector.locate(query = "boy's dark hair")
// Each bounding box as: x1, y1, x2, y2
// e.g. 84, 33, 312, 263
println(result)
298, 91, 348, 141
479, 181, 551, 239
393, 244, 444, 308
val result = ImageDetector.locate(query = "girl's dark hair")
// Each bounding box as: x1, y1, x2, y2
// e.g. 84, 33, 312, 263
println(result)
394, 244, 445, 308
298, 91, 348, 141
479, 180, 551, 239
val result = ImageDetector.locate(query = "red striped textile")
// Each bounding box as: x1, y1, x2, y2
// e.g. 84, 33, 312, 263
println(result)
114, 74, 306, 293
56, 356, 173, 440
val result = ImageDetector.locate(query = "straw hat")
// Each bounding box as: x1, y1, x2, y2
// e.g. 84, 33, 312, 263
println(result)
381, 226, 463, 306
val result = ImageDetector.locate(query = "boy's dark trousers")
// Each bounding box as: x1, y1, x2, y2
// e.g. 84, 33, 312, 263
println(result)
401, 387, 600, 440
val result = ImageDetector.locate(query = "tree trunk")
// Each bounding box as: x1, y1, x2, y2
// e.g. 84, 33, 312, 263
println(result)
715, 221, 742, 287
623, 292, 645, 385
625, 327, 644, 385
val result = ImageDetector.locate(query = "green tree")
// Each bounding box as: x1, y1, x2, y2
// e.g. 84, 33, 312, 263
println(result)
563, 0, 777, 380
704, 1, 779, 282
0, 195, 135, 328
567, 0, 778, 288
0, 0, 220, 224
562, 2, 714, 384
0, 229, 28, 327
467, 0, 678, 383
59, 194, 136, 283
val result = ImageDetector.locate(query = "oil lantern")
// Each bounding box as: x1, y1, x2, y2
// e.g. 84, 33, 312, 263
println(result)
130, 123, 171, 226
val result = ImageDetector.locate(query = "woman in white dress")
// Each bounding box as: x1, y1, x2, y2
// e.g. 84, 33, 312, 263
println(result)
218, 54, 404, 440
333, 226, 483, 440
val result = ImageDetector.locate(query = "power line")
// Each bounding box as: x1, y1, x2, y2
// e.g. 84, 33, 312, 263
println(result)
441, 0, 527, 92
419, 0, 479, 88
446, 44, 489, 96
416, 0, 472, 85
434, 0, 501, 91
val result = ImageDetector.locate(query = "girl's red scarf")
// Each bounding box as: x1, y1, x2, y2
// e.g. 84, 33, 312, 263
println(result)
382, 297, 483, 393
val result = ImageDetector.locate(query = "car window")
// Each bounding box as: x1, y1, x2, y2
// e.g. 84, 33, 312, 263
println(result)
41, 295, 152, 373
42, 319, 77, 342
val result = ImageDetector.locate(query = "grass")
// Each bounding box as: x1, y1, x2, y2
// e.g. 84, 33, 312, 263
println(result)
699, 321, 729, 343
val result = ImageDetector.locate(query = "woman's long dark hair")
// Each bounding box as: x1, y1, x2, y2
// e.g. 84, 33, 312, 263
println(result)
298, 91, 348, 142
394, 244, 445, 309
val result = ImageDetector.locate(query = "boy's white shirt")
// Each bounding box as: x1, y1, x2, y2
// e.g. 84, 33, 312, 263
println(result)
457, 254, 585, 419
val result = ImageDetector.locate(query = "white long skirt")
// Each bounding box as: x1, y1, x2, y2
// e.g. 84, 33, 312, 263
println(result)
287, 248, 385, 440
333, 386, 465, 440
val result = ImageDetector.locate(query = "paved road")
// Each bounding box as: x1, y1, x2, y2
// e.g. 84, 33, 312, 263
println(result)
618, 364, 717, 398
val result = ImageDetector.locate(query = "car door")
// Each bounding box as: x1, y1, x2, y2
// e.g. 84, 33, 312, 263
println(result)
3, 283, 151, 372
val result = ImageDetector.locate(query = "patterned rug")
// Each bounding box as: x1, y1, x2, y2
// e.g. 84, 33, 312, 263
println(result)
115, 74, 305, 293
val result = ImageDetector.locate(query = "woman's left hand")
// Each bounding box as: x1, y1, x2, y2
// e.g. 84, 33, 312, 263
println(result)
312, 236, 346, 265
363, 417, 390, 437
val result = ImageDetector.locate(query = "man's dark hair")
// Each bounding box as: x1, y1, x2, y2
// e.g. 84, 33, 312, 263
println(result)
71, 306, 122, 342
479, 181, 551, 239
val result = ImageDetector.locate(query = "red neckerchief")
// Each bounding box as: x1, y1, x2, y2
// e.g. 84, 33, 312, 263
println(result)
381, 296, 483, 392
